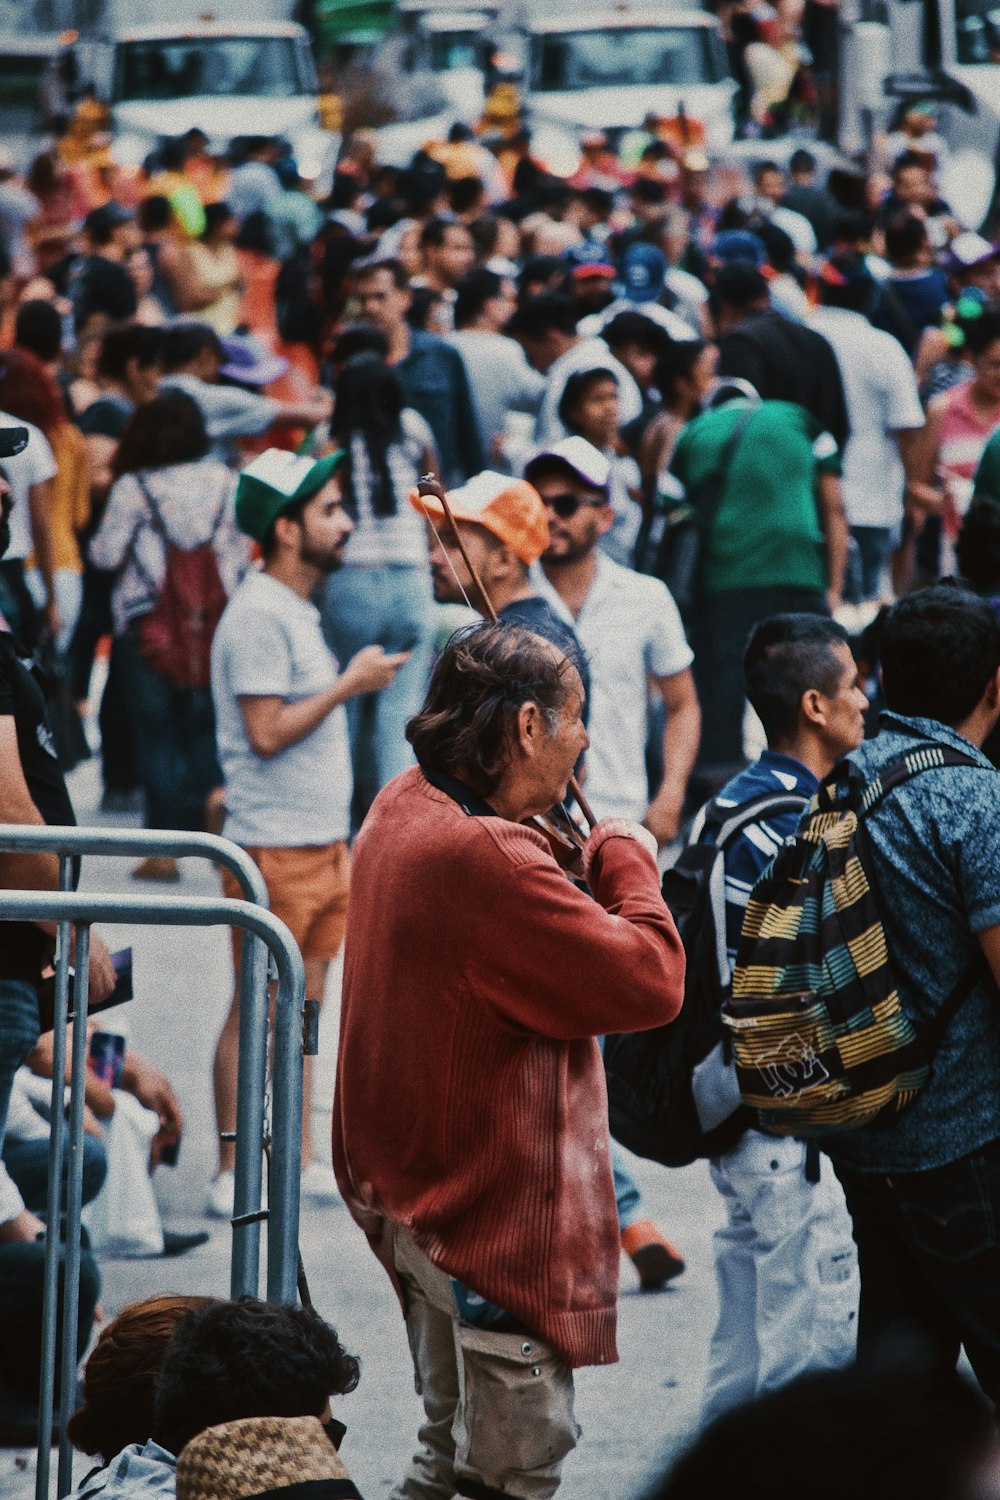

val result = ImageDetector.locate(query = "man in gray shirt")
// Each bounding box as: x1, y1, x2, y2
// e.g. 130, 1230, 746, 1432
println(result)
209, 447, 407, 1218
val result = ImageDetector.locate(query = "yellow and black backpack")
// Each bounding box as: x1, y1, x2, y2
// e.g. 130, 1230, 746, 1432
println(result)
724, 743, 986, 1136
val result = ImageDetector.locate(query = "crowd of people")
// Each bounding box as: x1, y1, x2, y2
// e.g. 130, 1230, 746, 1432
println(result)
3, 71, 1000, 1498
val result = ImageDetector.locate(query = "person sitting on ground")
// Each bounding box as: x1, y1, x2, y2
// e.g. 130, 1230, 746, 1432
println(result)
68, 1294, 215, 1499
176, 1416, 362, 1500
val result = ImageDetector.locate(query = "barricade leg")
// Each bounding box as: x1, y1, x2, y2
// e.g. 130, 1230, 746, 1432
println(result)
57, 924, 90, 1497
231, 930, 269, 1299
35, 867, 73, 1500
267, 960, 303, 1304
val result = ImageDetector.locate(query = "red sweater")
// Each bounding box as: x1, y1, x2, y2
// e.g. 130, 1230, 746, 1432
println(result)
332, 769, 684, 1368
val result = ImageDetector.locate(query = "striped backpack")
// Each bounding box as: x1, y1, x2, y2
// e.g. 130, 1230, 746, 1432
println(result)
723, 743, 985, 1136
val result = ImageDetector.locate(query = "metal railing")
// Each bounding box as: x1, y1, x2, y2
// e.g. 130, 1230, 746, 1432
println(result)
0, 826, 307, 1500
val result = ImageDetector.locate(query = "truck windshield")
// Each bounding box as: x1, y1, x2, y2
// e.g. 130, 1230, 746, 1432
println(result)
534, 26, 723, 90
114, 36, 306, 101
956, 0, 1000, 62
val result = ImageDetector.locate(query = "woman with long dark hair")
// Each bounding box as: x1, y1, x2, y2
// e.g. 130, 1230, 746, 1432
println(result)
319, 351, 438, 825
90, 390, 249, 878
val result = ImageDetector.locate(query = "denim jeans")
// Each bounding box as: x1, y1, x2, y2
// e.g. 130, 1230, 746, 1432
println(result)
116, 626, 221, 830
4, 1131, 107, 1216
0, 978, 40, 1161
834, 1139, 1000, 1407
848, 526, 894, 604
321, 564, 434, 829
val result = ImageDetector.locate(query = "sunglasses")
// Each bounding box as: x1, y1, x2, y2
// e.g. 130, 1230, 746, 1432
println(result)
542, 491, 607, 519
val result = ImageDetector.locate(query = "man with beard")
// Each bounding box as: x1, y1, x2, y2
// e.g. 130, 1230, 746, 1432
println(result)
208, 448, 409, 1217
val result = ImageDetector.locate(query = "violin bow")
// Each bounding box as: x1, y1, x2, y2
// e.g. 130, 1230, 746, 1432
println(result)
417, 474, 597, 834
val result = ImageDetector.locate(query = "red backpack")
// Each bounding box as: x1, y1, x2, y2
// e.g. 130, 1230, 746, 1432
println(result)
131, 477, 229, 690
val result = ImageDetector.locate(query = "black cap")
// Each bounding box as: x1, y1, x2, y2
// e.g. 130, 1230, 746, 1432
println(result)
0, 426, 29, 459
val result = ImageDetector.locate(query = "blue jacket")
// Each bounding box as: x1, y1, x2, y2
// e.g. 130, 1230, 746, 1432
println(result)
396, 330, 487, 486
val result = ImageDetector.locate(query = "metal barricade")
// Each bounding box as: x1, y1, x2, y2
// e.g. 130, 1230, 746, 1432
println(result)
0, 827, 307, 1500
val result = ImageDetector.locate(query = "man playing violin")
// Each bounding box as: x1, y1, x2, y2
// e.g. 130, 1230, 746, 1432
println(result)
332, 620, 685, 1500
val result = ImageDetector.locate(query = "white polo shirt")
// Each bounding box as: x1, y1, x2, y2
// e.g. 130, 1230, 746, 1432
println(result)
533, 553, 693, 821
810, 307, 924, 530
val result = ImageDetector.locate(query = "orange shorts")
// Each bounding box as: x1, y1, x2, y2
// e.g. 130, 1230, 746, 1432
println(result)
223, 841, 350, 968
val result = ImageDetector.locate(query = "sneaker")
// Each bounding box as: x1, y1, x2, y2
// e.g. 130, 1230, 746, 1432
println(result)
620, 1220, 685, 1291
132, 856, 181, 882
300, 1161, 341, 1205
205, 1169, 235, 1219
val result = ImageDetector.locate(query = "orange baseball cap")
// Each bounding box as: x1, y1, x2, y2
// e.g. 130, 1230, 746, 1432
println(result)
409, 471, 549, 564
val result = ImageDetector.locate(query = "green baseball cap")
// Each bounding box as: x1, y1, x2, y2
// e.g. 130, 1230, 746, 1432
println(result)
235, 447, 346, 542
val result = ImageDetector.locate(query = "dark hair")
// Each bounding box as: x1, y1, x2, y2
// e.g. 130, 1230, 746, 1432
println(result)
68, 1295, 215, 1462
468, 213, 501, 261
655, 337, 710, 405
753, 159, 783, 184
578, 186, 615, 220
756, 219, 796, 274
352, 256, 410, 291
714, 263, 770, 311
881, 585, 1000, 724
789, 148, 816, 176
160, 322, 223, 374
818, 251, 876, 316
892, 148, 928, 179
517, 254, 565, 297
454, 268, 504, 329
957, 497, 1000, 592
646, 1364, 992, 1500
202, 201, 234, 241
96, 322, 164, 384
137, 194, 173, 234
0, 346, 65, 435
406, 285, 444, 332
112, 389, 209, 476
419, 216, 457, 252
557, 366, 617, 432
26, 149, 60, 199
14, 300, 62, 363
235, 209, 277, 257
152, 1296, 360, 1457
963, 304, 1000, 357
331, 352, 405, 517
602, 310, 670, 357
450, 175, 485, 216
743, 614, 850, 743
632, 176, 668, 206
505, 291, 578, 340
884, 211, 928, 265
406, 621, 575, 797
260, 487, 314, 560
331, 322, 389, 369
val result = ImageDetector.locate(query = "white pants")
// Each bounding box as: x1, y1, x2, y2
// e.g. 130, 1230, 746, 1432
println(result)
702, 1130, 859, 1425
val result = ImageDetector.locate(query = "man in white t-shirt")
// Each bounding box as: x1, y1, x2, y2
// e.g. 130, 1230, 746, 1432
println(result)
811, 251, 925, 601
528, 437, 700, 841
0, 411, 57, 645
528, 435, 700, 1289
209, 448, 408, 1217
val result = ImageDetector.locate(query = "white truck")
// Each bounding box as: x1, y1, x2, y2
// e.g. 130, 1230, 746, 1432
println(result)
839, 0, 1000, 229
78, 6, 338, 191
522, 8, 738, 175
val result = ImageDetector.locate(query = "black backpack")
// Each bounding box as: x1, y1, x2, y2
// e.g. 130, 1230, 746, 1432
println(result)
604, 790, 808, 1167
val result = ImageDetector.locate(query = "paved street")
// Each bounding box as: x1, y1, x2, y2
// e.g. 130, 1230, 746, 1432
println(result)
5, 756, 725, 1500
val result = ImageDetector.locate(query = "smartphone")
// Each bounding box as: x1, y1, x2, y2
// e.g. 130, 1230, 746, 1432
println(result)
38, 947, 134, 1030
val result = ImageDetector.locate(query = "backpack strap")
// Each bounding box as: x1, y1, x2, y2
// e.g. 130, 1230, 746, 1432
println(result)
821, 740, 990, 1053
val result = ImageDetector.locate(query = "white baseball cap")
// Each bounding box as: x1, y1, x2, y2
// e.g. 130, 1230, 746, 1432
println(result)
523, 436, 610, 495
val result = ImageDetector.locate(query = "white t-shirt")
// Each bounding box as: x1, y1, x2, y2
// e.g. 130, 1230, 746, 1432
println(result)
211, 569, 352, 847
810, 306, 924, 528
0, 412, 57, 562
532, 553, 693, 821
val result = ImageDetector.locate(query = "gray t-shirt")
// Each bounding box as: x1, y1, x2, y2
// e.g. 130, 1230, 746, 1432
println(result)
211, 569, 352, 847
825, 711, 1000, 1173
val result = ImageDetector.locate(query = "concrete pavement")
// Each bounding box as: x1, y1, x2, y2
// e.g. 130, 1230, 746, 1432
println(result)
4, 756, 725, 1500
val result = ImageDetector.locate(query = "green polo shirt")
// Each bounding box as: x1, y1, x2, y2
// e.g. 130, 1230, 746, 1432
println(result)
669, 399, 841, 595
975, 427, 1000, 502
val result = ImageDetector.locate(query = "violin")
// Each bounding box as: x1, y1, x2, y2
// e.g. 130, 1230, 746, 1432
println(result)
416, 474, 597, 868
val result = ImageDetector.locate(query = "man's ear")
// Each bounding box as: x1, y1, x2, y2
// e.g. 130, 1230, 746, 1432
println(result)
595, 503, 616, 539
514, 700, 542, 755
799, 686, 825, 730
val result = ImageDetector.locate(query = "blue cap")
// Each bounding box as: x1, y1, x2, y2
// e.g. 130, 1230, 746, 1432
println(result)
618, 242, 667, 304
710, 229, 767, 267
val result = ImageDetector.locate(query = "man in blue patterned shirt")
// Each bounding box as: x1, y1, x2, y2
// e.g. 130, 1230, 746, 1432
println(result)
825, 587, 1000, 1405
694, 614, 867, 1422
